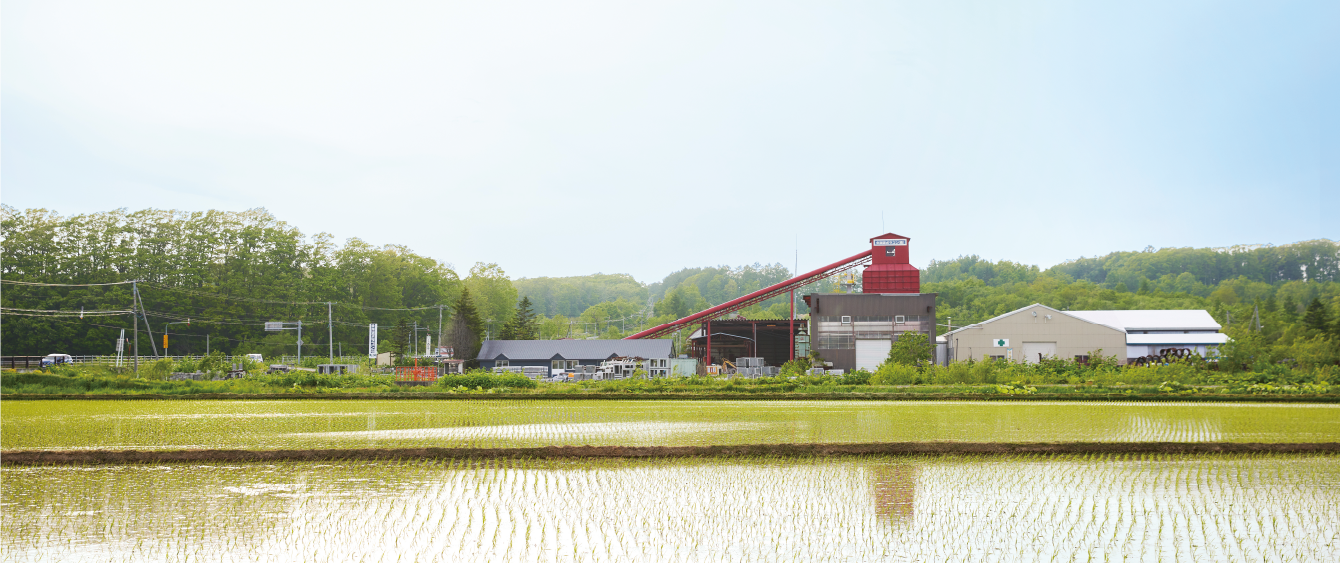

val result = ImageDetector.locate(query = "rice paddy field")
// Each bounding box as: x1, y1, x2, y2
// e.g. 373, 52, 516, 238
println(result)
3, 399, 1340, 451
3, 454, 1338, 562
4, 399, 1339, 561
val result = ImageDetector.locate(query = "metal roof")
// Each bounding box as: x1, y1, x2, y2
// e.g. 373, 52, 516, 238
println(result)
940, 303, 1126, 336
477, 339, 673, 361
1126, 333, 1229, 345
1066, 310, 1221, 332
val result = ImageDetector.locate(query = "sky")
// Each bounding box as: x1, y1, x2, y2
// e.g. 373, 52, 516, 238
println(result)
3, 0, 1336, 283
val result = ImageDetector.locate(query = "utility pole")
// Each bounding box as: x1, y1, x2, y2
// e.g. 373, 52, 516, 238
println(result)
135, 285, 160, 357
438, 305, 444, 355
328, 302, 334, 362
132, 281, 139, 377
297, 321, 303, 363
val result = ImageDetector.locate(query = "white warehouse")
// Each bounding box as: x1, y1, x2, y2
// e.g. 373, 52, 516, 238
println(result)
1065, 309, 1228, 361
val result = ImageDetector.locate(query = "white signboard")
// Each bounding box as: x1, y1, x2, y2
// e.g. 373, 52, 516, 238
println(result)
992, 338, 1009, 347
872, 239, 908, 246
367, 324, 378, 359
264, 322, 284, 331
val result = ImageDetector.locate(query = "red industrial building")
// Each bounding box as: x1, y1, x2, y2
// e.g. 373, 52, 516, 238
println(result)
630, 233, 937, 373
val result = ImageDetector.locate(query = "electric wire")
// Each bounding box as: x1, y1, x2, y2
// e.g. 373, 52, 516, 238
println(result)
0, 280, 136, 287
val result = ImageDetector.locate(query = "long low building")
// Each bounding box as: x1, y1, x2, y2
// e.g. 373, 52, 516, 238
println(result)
940, 304, 1228, 364
1065, 309, 1228, 360
477, 339, 676, 374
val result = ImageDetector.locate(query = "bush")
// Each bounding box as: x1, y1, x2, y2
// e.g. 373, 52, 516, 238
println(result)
870, 362, 919, 385
838, 369, 871, 386
437, 371, 537, 390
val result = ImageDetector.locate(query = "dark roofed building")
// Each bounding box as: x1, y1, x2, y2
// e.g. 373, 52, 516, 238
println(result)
477, 340, 674, 371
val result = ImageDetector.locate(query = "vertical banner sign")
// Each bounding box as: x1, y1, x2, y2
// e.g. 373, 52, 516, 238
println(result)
163, 334, 169, 351
367, 324, 378, 359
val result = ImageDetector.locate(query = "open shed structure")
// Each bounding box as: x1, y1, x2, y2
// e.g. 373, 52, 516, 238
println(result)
687, 319, 803, 368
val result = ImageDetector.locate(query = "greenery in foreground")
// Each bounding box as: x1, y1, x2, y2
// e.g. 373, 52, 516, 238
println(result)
3, 352, 1335, 396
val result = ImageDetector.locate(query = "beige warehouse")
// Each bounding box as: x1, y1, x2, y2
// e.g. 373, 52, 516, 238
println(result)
942, 304, 1127, 364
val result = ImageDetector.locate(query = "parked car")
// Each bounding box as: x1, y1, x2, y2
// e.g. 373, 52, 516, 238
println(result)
40, 354, 74, 367
245, 354, 264, 363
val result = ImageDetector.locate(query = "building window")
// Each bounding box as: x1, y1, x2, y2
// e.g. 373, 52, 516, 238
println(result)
895, 315, 906, 324
496, 360, 509, 367
551, 360, 564, 370
840, 316, 851, 324
988, 355, 1005, 361
1074, 355, 1090, 365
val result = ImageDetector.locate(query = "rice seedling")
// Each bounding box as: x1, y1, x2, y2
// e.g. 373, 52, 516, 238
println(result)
4, 399, 1338, 452
3, 454, 1336, 562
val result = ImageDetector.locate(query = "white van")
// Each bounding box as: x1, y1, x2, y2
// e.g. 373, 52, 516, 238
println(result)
245, 354, 264, 363
41, 354, 74, 367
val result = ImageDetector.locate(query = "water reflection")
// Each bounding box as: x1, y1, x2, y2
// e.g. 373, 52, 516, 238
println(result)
4, 455, 1338, 562
865, 463, 919, 523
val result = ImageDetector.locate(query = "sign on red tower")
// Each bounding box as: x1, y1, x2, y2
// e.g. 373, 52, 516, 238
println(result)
862, 233, 920, 293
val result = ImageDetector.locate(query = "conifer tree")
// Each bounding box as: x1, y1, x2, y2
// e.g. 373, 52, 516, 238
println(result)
449, 287, 485, 367
1302, 298, 1332, 335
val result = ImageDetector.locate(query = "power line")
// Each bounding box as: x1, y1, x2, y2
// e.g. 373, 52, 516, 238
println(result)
140, 282, 449, 311
0, 307, 133, 315
0, 280, 136, 287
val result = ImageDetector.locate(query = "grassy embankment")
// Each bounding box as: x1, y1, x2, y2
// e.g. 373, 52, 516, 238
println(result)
3, 358, 1336, 399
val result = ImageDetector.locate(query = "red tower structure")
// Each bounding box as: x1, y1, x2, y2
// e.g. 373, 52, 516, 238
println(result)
861, 233, 920, 293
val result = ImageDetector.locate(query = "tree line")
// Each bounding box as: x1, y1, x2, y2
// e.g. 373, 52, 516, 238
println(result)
5, 205, 1337, 370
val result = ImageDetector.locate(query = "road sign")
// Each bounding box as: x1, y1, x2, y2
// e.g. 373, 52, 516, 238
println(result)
163, 334, 169, 350
992, 338, 1009, 347
368, 324, 378, 359
265, 322, 284, 331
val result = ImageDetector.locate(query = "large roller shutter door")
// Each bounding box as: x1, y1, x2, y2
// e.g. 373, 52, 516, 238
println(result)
1021, 342, 1057, 364
855, 339, 892, 371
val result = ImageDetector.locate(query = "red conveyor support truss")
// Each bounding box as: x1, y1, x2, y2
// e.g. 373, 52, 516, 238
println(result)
624, 249, 873, 340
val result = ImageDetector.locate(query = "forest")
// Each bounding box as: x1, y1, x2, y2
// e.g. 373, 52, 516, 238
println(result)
3, 205, 1338, 369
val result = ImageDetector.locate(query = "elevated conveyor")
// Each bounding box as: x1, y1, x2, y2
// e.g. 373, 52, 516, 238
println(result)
625, 249, 873, 341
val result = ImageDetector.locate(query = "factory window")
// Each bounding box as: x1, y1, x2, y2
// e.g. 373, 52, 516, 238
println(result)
495, 360, 509, 367
894, 315, 906, 324
840, 316, 851, 324
816, 333, 854, 349
1074, 355, 1090, 365
988, 355, 1005, 361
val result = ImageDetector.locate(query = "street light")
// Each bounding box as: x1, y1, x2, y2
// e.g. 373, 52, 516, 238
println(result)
164, 320, 189, 355
264, 321, 304, 364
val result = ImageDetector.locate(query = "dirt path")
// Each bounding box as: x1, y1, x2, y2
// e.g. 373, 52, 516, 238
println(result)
4, 442, 1337, 465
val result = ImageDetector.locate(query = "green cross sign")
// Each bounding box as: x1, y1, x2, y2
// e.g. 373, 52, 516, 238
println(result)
996, 339, 1006, 346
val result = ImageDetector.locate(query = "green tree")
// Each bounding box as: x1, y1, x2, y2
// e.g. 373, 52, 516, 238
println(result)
1302, 298, 1332, 335
448, 287, 484, 368
391, 318, 411, 359
885, 332, 933, 367
464, 262, 518, 330
500, 296, 538, 340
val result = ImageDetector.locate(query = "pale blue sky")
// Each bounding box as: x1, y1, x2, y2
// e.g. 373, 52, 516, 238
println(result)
3, 0, 1336, 282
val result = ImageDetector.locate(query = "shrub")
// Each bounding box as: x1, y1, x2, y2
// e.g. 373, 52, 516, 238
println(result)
870, 362, 919, 385
838, 369, 871, 386
437, 372, 536, 390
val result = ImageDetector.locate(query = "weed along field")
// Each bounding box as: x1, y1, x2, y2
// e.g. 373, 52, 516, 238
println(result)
4, 454, 1338, 561
4, 399, 1340, 451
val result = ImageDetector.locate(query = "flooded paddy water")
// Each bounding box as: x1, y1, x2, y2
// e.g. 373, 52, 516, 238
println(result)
3, 454, 1338, 562
4, 399, 1339, 451
5, 399, 1338, 560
